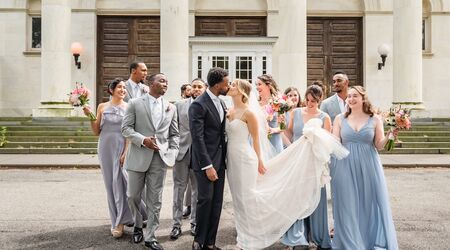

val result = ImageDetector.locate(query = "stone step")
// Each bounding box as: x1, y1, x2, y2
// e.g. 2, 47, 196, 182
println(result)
6, 136, 98, 142
381, 148, 450, 154
397, 142, 450, 148
0, 148, 97, 154
395, 131, 450, 136
5, 126, 92, 131
5, 131, 94, 136
3, 142, 97, 148
398, 136, 450, 142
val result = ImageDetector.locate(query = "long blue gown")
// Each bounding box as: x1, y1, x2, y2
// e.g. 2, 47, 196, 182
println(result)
330, 116, 398, 250
268, 112, 284, 154
281, 109, 332, 248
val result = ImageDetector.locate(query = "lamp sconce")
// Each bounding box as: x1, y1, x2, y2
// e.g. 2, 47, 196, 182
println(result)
377, 44, 390, 70
71, 42, 83, 69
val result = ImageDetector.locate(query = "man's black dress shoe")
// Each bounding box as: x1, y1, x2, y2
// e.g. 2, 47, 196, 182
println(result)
169, 227, 182, 240
183, 206, 191, 218
293, 246, 309, 250
132, 227, 143, 243
145, 240, 164, 250
203, 245, 222, 250
192, 241, 202, 250
190, 224, 196, 236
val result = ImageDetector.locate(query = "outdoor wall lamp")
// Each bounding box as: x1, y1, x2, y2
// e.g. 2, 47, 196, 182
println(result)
377, 44, 390, 70
71, 42, 83, 69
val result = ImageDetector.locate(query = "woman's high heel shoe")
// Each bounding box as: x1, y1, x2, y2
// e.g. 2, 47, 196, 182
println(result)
111, 224, 124, 238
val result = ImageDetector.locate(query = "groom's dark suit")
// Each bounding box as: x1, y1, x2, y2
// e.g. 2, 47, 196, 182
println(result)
189, 91, 227, 247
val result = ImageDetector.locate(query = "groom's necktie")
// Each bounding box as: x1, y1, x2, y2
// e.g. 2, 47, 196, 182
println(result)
212, 98, 224, 122
152, 99, 162, 128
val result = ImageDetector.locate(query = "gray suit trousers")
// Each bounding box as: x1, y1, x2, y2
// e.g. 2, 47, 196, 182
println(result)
127, 153, 167, 242
172, 152, 197, 227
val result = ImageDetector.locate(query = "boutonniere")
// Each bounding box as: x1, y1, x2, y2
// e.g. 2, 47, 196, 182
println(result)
166, 103, 174, 112
141, 84, 150, 93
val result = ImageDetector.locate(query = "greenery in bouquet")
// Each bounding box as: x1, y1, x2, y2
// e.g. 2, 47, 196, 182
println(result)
383, 105, 411, 151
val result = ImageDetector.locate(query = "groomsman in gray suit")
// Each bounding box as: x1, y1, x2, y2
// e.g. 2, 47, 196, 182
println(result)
320, 71, 349, 122
123, 61, 149, 102
170, 78, 207, 240
122, 73, 179, 250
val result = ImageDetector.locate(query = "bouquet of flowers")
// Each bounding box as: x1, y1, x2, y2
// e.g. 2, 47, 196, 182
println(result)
383, 105, 411, 151
266, 95, 293, 130
69, 82, 96, 121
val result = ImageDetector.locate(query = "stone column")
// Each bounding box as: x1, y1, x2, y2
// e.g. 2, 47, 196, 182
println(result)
271, 0, 307, 93
160, 0, 189, 101
393, 0, 424, 110
33, 0, 72, 117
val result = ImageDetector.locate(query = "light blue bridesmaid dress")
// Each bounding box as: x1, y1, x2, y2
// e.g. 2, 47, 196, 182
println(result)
281, 108, 332, 248
330, 116, 398, 250
268, 112, 284, 154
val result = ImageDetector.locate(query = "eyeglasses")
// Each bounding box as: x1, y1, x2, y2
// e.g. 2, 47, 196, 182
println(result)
333, 79, 344, 83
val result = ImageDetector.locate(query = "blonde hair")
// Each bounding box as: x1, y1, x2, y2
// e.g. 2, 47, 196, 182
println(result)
234, 79, 252, 104
345, 85, 374, 118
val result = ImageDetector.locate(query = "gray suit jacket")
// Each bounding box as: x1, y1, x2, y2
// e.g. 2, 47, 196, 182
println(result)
320, 94, 342, 123
124, 79, 148, 103
175, 98, 192, 162
122, 94, 180, 171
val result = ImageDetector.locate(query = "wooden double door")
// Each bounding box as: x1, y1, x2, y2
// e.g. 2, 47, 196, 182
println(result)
96, 16, 160, 105
307, 17, 363, 96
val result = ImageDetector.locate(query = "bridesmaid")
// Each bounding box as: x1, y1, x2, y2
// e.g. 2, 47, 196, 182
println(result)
282, 87, 303, 148
256, 74, 283, 153
283, 85, 332, 249
331, 86, 398, 249
83, 78, 146, 238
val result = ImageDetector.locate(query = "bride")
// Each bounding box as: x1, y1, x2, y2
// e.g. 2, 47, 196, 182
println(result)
225, 79, 348, 250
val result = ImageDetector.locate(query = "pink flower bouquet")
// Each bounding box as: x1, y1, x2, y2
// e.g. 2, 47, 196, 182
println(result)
383, 105, 411, 151
69, 82, 96, 121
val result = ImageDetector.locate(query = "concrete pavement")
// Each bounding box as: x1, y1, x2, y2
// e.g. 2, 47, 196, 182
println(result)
0, 168, 449, 249
0, 154, 449, 168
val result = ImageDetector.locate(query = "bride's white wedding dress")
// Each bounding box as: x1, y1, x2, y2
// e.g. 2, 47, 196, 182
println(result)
226, 117, 348, 250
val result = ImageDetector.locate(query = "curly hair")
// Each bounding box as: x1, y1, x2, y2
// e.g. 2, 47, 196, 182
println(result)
344, 85, 374, 118
207, 67, 229, 87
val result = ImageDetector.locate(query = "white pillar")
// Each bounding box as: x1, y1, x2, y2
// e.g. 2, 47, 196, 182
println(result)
160, 0, 189, 102
272, 0, 307, 93
393, 0, 424, 110
33, 0, 73, 117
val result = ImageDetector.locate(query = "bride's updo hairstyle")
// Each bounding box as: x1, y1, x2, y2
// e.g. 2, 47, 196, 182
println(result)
235, 79, 252, 104
344, 85, 374, 118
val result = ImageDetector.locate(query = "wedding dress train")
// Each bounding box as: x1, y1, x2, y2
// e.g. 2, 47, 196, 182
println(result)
226, 118, 348, 249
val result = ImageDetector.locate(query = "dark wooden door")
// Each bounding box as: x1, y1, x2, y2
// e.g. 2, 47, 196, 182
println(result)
97, 16, 160, 104
195, 16, 267, 36
307, 17, 363, 97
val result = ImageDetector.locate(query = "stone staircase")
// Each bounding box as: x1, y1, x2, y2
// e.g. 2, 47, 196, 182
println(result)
382, 118, 450, 154
0, 117, 449, 154
0, 117, 97, 154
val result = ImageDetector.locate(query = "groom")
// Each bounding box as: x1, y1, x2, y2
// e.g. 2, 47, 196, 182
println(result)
189, 67, 229, 250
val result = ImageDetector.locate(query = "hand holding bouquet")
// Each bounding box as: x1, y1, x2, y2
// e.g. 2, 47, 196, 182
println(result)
383, 105, 411, 151
269, 95, 293, 130
69, 82, 96, 121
